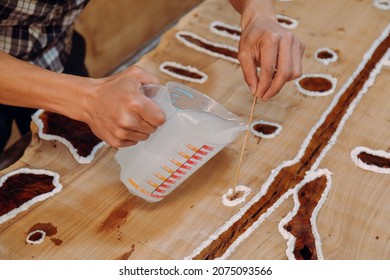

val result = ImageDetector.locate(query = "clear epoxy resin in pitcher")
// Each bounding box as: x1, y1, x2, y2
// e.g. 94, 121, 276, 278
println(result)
115, 82, 246, 202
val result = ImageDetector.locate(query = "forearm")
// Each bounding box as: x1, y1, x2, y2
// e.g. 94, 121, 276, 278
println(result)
0, 50, 94, 123
0, 50, 166, 147
229, 0, 277, 26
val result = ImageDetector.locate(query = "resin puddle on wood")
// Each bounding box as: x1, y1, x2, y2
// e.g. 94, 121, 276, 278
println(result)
351, 146, 390, 174
315, 48, 339, 65
176, 31, 239, 64
279, 170, 332, 260
357, 152, 390, 168
26, 222, 62, 246
188, 26, 390, 260
97, 197, 141, 233
250, 120, 282, 139
0, 168, 62, 224
317, 51, 333, 59
210, 21, 241, 40
32, 110, 105, 164
117, 244, 136, 260
295, 74, 337, 96
276, 15, 299, 29
159, 61, 208, 83
26, 230, 46, 244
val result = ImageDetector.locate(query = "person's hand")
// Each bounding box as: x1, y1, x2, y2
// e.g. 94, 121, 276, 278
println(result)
236, 1, 305, 101
83, 66, 166, 147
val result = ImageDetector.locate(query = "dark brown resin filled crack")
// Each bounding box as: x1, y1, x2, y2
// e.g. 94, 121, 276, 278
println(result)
358, 152, 390, 169
163, 65, 204, 80
0, 173, 56, 217
284, 175, 328, 260
212, 24, 241, 37
299, 77, 333, 93
252, 123, 278, 135
277, 18, 293, 26
177, 31, 238, 62
39, 111, 102, 158
317, 50, 334, 60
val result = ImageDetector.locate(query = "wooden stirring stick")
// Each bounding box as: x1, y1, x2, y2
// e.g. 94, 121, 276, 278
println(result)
231, 95, 257, 198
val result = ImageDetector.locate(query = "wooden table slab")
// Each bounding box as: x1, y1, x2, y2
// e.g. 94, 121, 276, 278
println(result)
0, 0, 389, 260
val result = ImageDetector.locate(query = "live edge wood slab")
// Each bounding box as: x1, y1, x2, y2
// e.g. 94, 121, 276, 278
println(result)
0, 0, 389, 260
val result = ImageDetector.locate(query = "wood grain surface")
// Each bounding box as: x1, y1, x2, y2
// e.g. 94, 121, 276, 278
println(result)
0, 0, 389, 260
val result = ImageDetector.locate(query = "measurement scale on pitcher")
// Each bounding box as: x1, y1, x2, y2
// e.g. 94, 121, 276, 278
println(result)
128, 143, 215, 199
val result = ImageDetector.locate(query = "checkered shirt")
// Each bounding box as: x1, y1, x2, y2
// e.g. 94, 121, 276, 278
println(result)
0, 0, 89, 72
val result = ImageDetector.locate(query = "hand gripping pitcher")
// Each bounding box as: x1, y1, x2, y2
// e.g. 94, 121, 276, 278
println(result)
115, 82, 246, 202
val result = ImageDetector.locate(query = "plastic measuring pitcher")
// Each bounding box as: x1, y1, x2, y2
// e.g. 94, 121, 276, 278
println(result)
115, 82, 246, 202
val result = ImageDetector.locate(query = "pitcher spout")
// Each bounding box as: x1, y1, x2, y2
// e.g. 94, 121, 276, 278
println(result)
210, 121, 247, 144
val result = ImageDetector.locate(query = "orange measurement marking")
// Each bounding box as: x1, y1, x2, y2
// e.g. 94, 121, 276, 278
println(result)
155, 173, 167, 181
187, 144, 199, 152
179, 151, 191, 159
147, 180, 159, 188
163, 166, 175, 174
171, 159, 183, 167
128, 178, 165, 199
